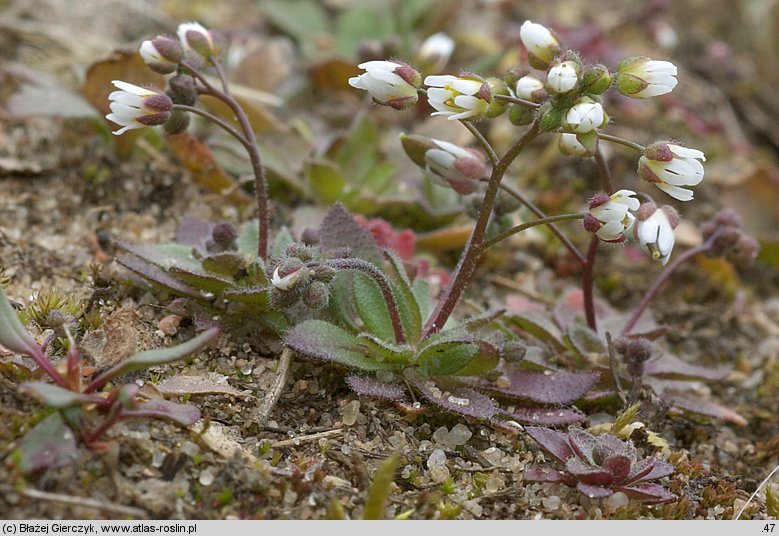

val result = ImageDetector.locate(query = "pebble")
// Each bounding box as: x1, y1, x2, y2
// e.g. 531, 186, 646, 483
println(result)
151, 450, 165, 468
604, 492, 628, 514
543, 495, 562, 511
342, 400, 361, 426
481, 447, 504, 466
157, 314, 181, 336
198, 468, 215, 486
463, 500, 483, 518
427, 449, 450, 483
181, 441, 200, 457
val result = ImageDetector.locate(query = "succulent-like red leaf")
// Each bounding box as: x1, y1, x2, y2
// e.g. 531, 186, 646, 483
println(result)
524, 466, 573, 484
626, 457, 656, 483
618, 483, 678, 504
664, 393, 748, 426
567, 427, 599, 465
485, 369, 599, 405
404, 368, 497, 420
346, 375, 406, 401
175, 216, 213, 254
597, 433, 636, 459
502, 406, 586, 426
602, 454, 632, 483
526, 426, 575, 463
565, 457, 616, 486
633, 459, 674, 483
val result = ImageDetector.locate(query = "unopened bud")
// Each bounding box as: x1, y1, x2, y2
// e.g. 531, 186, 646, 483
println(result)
508, 104, 535, 126
167, 74, 198, 106
140, 36, 183, 74
581, 64, 612, 95
485, 77, 509, 118
163, 110, 190, 135
212, 222, 238, 247
303, 281, 330, 309
177, 22, 218, 59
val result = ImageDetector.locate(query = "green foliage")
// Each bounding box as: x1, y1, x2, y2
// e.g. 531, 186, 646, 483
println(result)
766, 486, 779, 518
363, 451, 400, 520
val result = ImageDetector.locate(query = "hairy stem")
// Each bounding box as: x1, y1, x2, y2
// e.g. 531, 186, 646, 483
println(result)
320, 259, 407, 344
480, 213, 584, 251
494, 94, 541, 109
621, 229, 721, 335
184, 61, 270, 259
422, 121, 541, 339
597, 133, 646, 153
462, 122, 498, 166
172, 104, 250, 150
581, 237, 600, 331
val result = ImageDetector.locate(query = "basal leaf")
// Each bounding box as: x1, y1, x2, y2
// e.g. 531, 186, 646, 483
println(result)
415, 341, 478, 377
319, 203, 382, 264
474, 369, 599, 405
126, 399, 201, 426
201, 253, 246, 278
221, 286, 270, 307
507, 312, 566, 352
501, 406, 585, 426
19, 382, 102, 409
645, 354, 731, 382
175, 217, 213, 254
383, 251, 421, 343
308, 159, 346, 204
272, 227, 294, 259
663, 393, 747, 426
404, 368, 498, 420
285, 320, 394, 372
237, 220, 260, 259
346, 375, 406, 401
15, 413, 78, 474
565, 323, 605, 358
0, 286, 43, 358
114, 241, 202, 272
355, 333, 413, 365
168, 267, 234, 294
353, 272, 394, 343
115, 255, 204, 299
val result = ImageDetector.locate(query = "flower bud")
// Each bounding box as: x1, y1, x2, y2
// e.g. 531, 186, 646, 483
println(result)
585, 190, 640, 243
734, 234, 759, 263
303, 281, 330, 309
508, 104, 535, 126
425, 73, 492, 121
547, 61, 579, 93
271, 259, 306, 291
167, 74, 198, 106
424, 139, 486, 195
286, 243, 315, 262
177, 22, 218, 59
616, 57, 677, 99
638, 141, 705, 201
140, 36, 182, 74
212, 222, 238, 247
537, 102, 563, 132
348, 60, 421, 110
519, 21, 562, 69
515, 75, 546, 102
163, 110, 190, 135
581, 64, 612, 95
484, 77, 509, 118
562, 97, 607, 133
558, 133, 593, 157
417, 32, 455, 72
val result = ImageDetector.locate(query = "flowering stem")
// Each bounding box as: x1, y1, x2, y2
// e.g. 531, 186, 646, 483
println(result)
462, 122, 499, 166
172, 104, 250, 149
494, 94, 541, 109
422, 121, 541, 339
183, 61, 270, 260
319, 259, 406, 344
480, 213, 584, 251
581, 237, 600, 331
211, 57, 230, 93
597, 133, 646, 153
621, 229, 722, 335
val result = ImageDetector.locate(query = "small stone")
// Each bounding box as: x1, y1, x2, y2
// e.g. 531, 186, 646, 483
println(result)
429, 465, 450, 483
432, 426, 450, 445
543, 495, 561, 511
464, 499, 483, 517
294, 379, 309, 391
240, 363, 253, 375
485, 476, 502, 494
481, 447, 503, 466
496, 375, 511, 388
604, 491, 629, 514
342, 400, 361, 426
181, 441, 199, 457
427, 449, 447, 469
151, 450, 165, 468
157, 314, 181, 336
448, 423, 472, 446
198, 468, 215, 486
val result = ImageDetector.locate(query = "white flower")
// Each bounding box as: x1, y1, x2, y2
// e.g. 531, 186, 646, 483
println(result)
563, 98, 606, 133
616, 57, 678, 98
418, 33, 455, 72
634, 204, 679, 265
515, 75, 545, 101
519, 21, 561, 65
424, 140, 485, 194
638, 141, 705, 201
424, 74, 492, 121
585, 190, 640, 242
271, 265, 302, 291
139, 37, 182, 74
348, 61, 420, 109
106, 81, 172, 136
177, 22, 215, 57
547, 61, 579, 93
558, 133, 592, 157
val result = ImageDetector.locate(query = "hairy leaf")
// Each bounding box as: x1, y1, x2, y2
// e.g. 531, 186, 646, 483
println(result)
285, 320, 394, 372
477, 369, 598, 405
116, 255, 204, 299
15, 413, 78, 474
221, 286, 270, 306
383, 251, 422, 343
346, 375, 406, 401
664, 393, 747, 426
115, 241, 202, 272
507, 312, 566, 352
201, 253, 246, 278
237, 220, 260, 259
168, 267, 235, 294
355, 333, 413, 365
525, 426, 575, 464
271, 227, 294, 259
415, 341, 478, 377
404, 368, 497, 420
524, 466, 572, 483
175, 217, 213, 254
617, 483, 677, 504
125, 399, 201, 426
353, 272, 394, 343
319, 203, 381, 264
565, 323, 605, 358
645, 354, 731, 382
501, 406, 585, 426
576, 482, 614, 499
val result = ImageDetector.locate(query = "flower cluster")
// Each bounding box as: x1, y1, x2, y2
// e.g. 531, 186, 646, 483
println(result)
106, 22, 217, 136
584, 190, 640, 243
525, 426, 677, 504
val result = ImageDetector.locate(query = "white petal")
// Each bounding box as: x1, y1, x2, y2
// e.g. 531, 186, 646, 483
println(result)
655, 182, 694, 201
358, 60, 400, 71
111, 80, 152, 96
451, 79, 483, 95
424, 75, 457, 87
668, 145, 705, 160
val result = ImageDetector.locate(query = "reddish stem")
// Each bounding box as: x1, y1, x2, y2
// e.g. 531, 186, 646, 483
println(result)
582, 237, 600, 331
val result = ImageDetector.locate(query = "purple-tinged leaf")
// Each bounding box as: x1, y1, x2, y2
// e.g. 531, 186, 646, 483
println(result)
525, 426, 575, 463
19, 382, 103, 409
15, 413, 78, 474
319, 203, 382, 265
124, 399, 201, 426
597, 434, 635, 459
507, 312, 566, 352
645, 354, 731, 382
0, 286, 45, 360
502, 406, 585, 426
566, 323, 605, 358
157, 375, 251, 399
404, 368, 497, 420
168, 266, 234, 293
553, 288, 612, 331
602, 454, 632, 483
618, 483, 678, 504
626, 457, 656, 483
346, 375, 406, 401
86, 327, 219, 393
568, 427, 599, 465
663, 393, 748, 426
114, 241, 202, 272
285, 320, 395, 372
116, 254, 204, 299
222, 286, 269, 306
480, 369, 599, 405
576, 482, 614, 499
175, 216, 213, 254
633, 459, 674, 483
565, 457, 615, 486
524, 466, 572, 484
201, 253, 246, 278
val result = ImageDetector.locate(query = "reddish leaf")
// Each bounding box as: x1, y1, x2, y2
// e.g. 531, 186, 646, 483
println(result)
175, 217, 214, 254
346, 375, 406, 401
502, 406, 586, 426
116, 255, 204, 299
565, 457, 615, 486
404, 368, 497, 420
483, 369, 599, 405
525, 426, 575, 464
664, 393, 748, 426
576, 482, 614, 499
602, 454, 632, 482
524, 466, 572, 483
567, 427, 599, 465
618, 483, 678, 504
645, 354, 731, 382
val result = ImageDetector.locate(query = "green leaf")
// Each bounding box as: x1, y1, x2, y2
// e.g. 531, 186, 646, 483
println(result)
116, 254, 204, 299
261, 0, 329, 58
415, 342, 478, 377
767, 486, 779, 518
507, 312, 566, 352
271, 227, 294, 259
383, 251, 422, 343
15, 413, 77, 474
114, 242, 202, 272
89, 328, 219, 391
168, 267, 235, 294
565, 322, 605, 360
308, 160, 346, 204
610, 402, 642, 436
285, 320, 395, 372
221, 286, 269, 307
353, 272, 395, 343
19, 382, 103, 409
356, 333, 413, 365
334, 5, 393, 59
412, 279, 431, 327
201, 253, 246, 278
417, 330, 500, 377
237, 220, 260, 259
333, 117, 378, 181
0, 286, 42, 358
363, 451, 400, 520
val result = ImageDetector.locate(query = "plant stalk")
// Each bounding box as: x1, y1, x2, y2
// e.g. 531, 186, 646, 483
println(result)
480, 213, 584, 251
